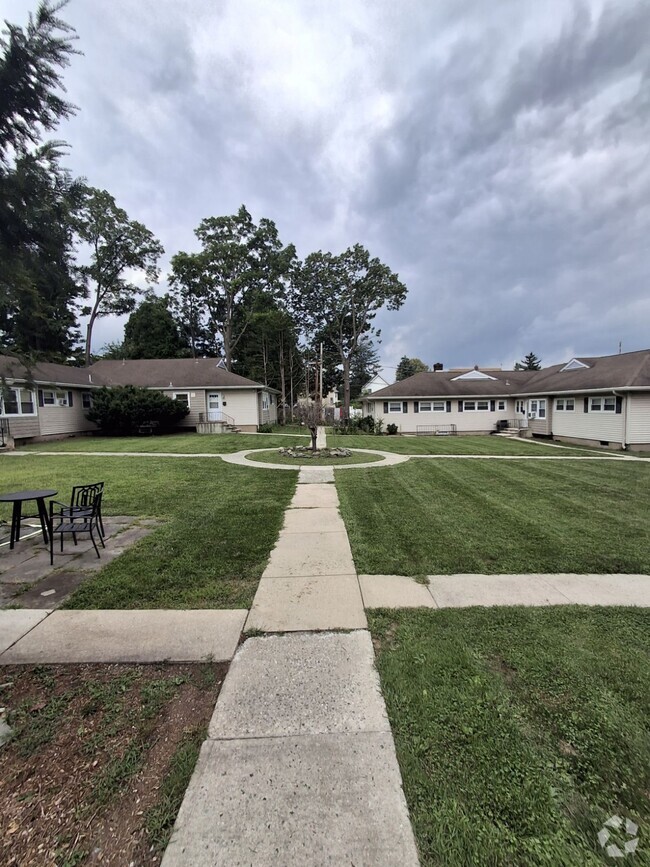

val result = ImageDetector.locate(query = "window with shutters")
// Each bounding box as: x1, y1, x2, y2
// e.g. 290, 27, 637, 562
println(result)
498, 400, 506, 411
42, 389, 55, 405
590, 396, 615, 412
388, 401, 402, 413
463, 400, 490, 411
82, 392, 94, 409
555, 398, 575, 411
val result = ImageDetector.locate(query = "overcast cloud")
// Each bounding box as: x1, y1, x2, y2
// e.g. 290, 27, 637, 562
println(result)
6, 0, 650, 371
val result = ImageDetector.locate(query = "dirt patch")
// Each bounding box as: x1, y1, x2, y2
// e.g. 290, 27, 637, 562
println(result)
0, 662, 226, 866
487, 655, 518, 685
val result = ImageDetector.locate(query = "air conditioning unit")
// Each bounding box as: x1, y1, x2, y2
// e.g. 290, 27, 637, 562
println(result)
528, 412, 536, 419
57, 398, 67, 406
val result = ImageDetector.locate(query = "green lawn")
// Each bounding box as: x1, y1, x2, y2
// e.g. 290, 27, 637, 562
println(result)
327, 434, 609, 455
0, 455, 295, 608
19, 432, 309, 454
370, 607, 650, 866
337, 459, 650, 574
245, 449, 384, 466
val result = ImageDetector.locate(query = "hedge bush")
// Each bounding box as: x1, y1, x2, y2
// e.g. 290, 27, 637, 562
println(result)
86, 386, 189, 435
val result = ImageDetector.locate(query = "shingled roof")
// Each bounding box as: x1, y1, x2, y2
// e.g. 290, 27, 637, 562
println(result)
0, 355, 96, 387
369, 349, 650, 398
88, 358, 269, 389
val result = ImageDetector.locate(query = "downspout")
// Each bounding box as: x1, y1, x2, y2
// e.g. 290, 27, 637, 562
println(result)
613, 390, 627, 450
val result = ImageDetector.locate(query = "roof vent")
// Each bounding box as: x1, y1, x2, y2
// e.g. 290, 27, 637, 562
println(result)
451, 369, 498, 381
88, 373, 92, 383
169, 381, 173, 387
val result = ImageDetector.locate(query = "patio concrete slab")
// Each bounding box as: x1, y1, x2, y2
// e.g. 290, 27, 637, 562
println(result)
297, 466, 334, 484
281, 507, 345, 535
0, 609, 50, 654
263, 530, 355, 577
544, 574, 650, 606
210, 632, 388, 738
360, 574, 437, 608
429, 574, 571, 607
247, 575, 366, 632
0, 609, 247, 663
289, 484, 339, 509
161, 732, 419, 867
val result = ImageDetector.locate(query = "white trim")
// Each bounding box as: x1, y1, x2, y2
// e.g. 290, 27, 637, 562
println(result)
590, 396, 616, 412
173, 391, 190, 405
560, 358, 590, 372
462, 399, 491, 411
555, 397, 575, 412
451, 370, 498, 381
387, 401, 403, 413
0, 387, 37, 417
497, 400, 506, 411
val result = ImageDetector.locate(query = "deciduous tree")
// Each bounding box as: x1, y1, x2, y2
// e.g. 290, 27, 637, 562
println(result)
295, 245, 407, 419
75, 187, 164, 366
395, 356, 429, 380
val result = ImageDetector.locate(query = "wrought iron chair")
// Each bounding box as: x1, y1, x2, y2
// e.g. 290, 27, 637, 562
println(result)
49, 487, 105, 565
59, 482, 105, 538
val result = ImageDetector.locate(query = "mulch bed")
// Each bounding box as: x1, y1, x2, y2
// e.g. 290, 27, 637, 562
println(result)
0, 662, 227, 866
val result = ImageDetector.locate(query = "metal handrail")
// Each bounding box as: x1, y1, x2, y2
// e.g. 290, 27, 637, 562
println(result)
198, 411, 236, 426
0, 418, 9, 448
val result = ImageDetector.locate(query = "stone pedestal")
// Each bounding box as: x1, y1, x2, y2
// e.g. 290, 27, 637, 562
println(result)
315, 426, 327, 449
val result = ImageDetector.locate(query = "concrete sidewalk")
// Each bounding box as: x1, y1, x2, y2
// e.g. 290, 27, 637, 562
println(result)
359, 572, 650, 608
0, 609, 247, 662
162, 632, 418, 867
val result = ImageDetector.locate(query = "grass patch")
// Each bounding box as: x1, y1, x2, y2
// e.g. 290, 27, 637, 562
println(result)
245, 449, 384, 466
337, 459, 650, 574
19, 432, 308, 453
145, 725, 206, 852
0, 455, 295, 608
328, 434, 611, 455
370, 607, 650, 866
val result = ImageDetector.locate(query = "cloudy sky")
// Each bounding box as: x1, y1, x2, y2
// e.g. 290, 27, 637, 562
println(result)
7, 0, 650, 371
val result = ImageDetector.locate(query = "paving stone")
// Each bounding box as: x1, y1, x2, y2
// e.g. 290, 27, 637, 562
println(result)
281, 507, 345, 535
429, 574, 573, 607
289, 484, 339, 509
11, 571, 87, 609
360, 574, 437, 608
210, 632, 388, 738
0, 609, 50, 654
0, 609, 247, 663
263, 531, 355, 578
3, 551, 76, 584
246, 575, 366, 632
106, 526, 150, 548
544, 574, 650, 606
161, 733, 419, 867
297, 467, 334, 484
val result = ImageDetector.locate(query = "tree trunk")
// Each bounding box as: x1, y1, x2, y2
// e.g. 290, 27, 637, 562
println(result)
279, 333, 286, 426
310, 425, 317, 451
85, 310, 98, 367
342, 355, 351, 421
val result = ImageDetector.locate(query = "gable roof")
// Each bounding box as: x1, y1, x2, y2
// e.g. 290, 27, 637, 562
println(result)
367, 350, 650, 399
0, 355, 273, 391
88, 359, 270, 389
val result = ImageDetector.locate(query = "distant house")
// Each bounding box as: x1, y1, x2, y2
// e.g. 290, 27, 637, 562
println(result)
362, 349, 650, 450
361, 372, 391, 394
0, 356, 278, 442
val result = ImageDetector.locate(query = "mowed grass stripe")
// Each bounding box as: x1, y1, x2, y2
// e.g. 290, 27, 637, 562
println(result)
336, 459, 650, 575
370, 607, 650, 867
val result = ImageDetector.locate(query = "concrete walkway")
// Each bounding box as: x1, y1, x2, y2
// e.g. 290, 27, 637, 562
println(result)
359, 573, 650, 608
0, 609, 247, 662
162, 473, 419, 866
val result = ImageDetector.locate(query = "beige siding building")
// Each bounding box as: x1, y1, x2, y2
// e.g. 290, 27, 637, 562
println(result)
0, 356, 278, 442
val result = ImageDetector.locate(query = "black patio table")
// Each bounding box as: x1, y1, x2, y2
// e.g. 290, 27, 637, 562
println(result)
0, 489, 57, 550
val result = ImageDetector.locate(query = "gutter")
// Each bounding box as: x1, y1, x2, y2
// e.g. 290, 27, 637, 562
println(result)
368, 386, 650, 400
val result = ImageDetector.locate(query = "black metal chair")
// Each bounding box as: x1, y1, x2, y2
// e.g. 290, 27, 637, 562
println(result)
49, 488, 105, 565
60, 482, 105, 538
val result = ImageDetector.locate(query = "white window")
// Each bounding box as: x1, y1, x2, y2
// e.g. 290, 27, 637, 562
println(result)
42, 389, 55, 405
388, 401, 402, 413
516, 400, 525, 414
1, 387, 36, 416
529, 399, 546, 419
556, 398, 575, 412
498, 400, 506, 411
591, 396, 615, 412
464, 400, 490, 411
173, 392, 189, 407
418, 401, 432, 412
432, 401, 446, 412
82, 392, 93, 409
55, 391, 69, 407
261, 393, 270, 410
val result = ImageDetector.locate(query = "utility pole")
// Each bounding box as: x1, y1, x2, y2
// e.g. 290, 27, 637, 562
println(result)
319, 342, 324, 405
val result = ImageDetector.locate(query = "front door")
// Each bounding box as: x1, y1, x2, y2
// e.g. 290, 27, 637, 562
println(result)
207, 392, 222, 421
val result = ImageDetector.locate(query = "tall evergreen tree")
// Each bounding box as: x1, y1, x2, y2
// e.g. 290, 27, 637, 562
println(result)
395, 356, 429, 380
515, 352, 542, 370
123, 296, 188, 359
0, 1, 83, 360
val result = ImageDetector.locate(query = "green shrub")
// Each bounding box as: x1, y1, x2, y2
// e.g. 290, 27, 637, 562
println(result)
257, 423, 273, 433
86, 386, 189, 436
386, 423, 398, 435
